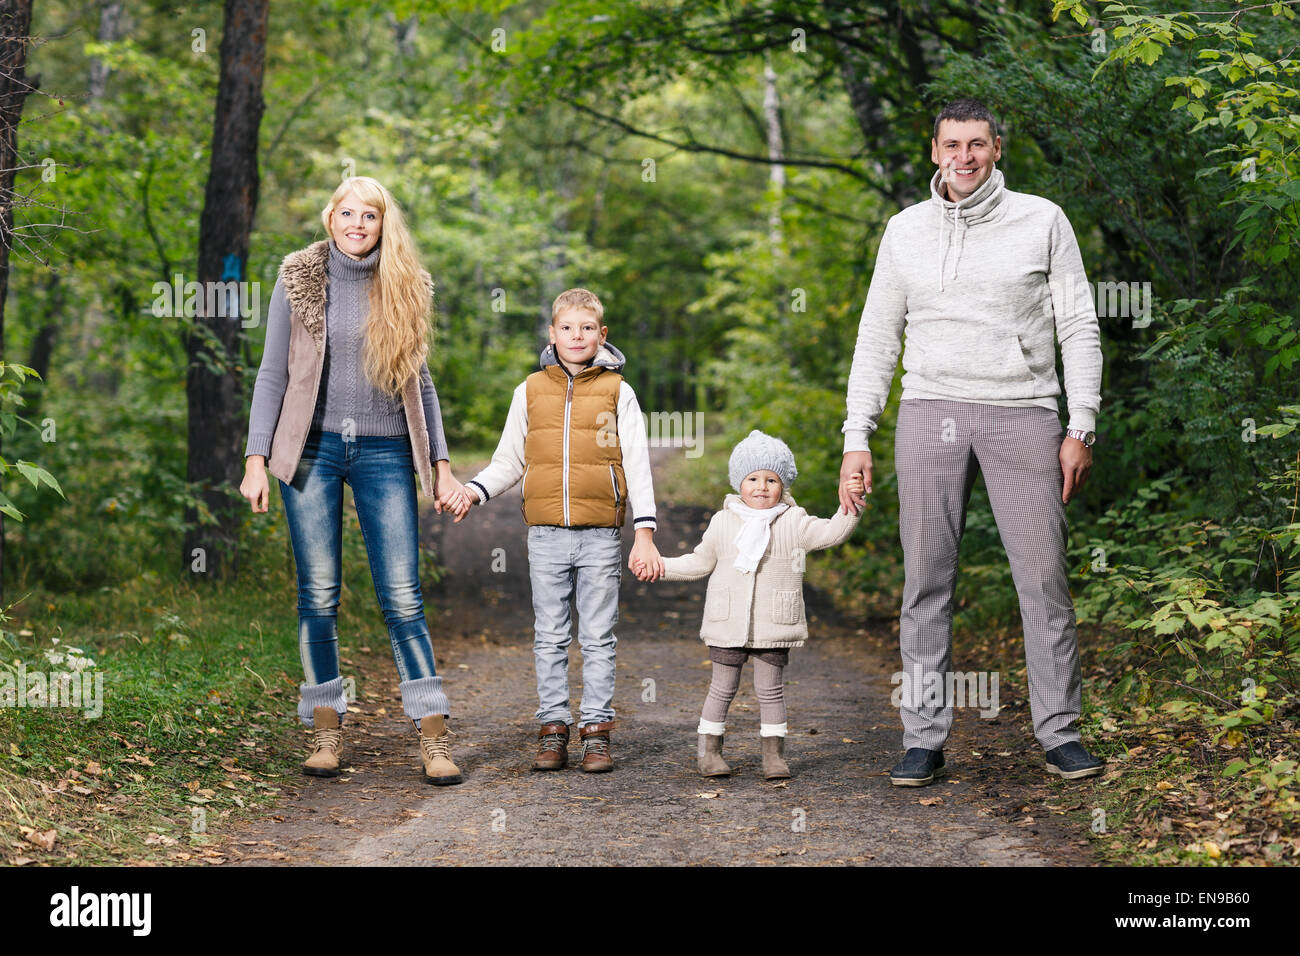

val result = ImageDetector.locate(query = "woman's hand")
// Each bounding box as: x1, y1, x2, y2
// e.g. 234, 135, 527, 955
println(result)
241, 456, 270, 513
433, 461, 472, 521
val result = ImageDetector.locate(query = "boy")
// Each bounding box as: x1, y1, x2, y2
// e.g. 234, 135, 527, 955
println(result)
463, 289, 663, 772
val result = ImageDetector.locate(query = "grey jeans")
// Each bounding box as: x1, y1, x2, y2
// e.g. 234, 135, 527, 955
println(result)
894, 399, 1083, 751
527, 525, 622, 727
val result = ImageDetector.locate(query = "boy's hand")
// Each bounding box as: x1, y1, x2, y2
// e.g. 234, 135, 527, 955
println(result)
629, 530, 663, 582
448, 489, 474, 522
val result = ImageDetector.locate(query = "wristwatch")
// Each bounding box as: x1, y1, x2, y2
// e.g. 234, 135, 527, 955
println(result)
1066, 428, 1096, 447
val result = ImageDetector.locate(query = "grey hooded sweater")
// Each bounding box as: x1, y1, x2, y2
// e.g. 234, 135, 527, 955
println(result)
842, 168, 1102, 452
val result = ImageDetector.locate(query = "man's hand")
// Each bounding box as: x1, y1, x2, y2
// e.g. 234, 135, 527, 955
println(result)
1060, 437, 1093, 504
840, 450, 873, 515
629, 528, 664, 582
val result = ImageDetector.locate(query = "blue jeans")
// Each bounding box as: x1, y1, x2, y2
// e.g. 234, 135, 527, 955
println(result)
279, 430, 449, 726
527, 525, 622, 727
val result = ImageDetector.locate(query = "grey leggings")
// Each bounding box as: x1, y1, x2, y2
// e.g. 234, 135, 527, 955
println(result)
701, 647, 788, 726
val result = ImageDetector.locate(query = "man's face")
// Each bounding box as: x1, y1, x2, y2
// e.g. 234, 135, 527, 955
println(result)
930, 119, 1002, 202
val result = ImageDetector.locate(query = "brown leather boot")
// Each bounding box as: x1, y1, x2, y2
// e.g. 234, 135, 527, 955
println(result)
532, 722, 570, 771
418, 715, 463, 786
761, 735, 791, 780
302, 706, 343, 777
578, 721, 615, 773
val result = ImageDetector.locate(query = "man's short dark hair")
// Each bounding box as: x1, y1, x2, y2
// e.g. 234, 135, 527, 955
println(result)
933, 99, 1000, 143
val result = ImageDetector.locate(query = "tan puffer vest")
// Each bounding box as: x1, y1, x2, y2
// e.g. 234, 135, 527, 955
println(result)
522, 364, 627, 527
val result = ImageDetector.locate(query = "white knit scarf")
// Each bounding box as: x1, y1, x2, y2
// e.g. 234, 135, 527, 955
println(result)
726, 498, 789, 573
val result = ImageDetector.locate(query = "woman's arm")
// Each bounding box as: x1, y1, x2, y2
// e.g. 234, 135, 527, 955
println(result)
245, 278, 291, 459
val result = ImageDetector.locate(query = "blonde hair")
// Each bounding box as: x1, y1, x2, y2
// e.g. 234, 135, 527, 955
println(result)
551, 288, 604, 323
321, 177, 431, 397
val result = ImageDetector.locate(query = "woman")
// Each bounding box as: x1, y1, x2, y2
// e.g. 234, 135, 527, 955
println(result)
239, 176, 468, 785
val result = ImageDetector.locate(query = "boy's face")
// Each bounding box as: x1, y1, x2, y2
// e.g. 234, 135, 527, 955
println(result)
330, 191, 383, 258
739, 470, 783, 510
930, 119, 1001, 202
549, 307, 607, 372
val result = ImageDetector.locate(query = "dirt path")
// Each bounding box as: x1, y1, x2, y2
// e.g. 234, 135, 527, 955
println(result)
221, 452, 1098, 866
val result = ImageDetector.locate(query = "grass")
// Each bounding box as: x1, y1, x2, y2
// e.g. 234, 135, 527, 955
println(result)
0, 486, 415, 865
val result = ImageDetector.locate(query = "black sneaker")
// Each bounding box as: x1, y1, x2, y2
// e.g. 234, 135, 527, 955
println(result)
889, 747, 945, 787
1045, 741, 1104, 780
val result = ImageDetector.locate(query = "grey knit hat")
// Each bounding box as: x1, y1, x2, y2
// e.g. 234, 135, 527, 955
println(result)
728, 429, 797, 492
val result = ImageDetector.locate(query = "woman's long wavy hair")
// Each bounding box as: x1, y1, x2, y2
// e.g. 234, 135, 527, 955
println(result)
321, 177, 432, 397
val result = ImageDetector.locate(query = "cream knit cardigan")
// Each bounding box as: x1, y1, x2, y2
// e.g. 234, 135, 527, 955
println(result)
661, 492, 860, 649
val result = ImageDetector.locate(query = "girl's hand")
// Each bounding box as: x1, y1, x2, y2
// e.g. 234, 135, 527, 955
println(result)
240, 456, 270, 513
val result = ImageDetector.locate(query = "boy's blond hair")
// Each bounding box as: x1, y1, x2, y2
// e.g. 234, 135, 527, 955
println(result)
551, 288, 604, 323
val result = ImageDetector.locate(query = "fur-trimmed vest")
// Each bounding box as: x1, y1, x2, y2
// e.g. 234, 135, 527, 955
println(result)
264, 240, 437, 497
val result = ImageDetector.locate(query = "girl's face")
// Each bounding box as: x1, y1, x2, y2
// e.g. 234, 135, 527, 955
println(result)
739, 470, 783, 509
330, 191, 382, 259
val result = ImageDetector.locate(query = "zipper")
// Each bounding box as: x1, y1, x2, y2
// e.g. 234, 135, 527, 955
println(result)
562, 374, 574, 526
609, 464, 621, 524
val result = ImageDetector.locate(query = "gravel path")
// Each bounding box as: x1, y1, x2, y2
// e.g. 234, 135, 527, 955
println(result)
222, 452, 1097, 866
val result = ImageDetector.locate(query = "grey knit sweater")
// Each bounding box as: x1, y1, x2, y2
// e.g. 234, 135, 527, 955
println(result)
842, 168, 1102, 453
245, 240, 450, 462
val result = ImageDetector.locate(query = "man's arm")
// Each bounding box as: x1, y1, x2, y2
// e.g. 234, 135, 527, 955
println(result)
1047, 208, 1102, 503
842, 217, 909, 454
1047, 208, 1103, 436
841, 218, 908, 514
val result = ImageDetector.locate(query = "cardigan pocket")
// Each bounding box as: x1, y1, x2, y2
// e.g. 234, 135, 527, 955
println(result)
704, 586, 730, 621
772, 589, 803, 625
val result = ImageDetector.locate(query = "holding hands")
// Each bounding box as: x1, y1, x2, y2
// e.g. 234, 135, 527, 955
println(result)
433, 462, 475, 522
629, 530, 664, 582
838, 452, 871, 515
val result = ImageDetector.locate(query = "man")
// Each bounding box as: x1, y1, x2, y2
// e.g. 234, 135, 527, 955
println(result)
840, 98, 1104, 786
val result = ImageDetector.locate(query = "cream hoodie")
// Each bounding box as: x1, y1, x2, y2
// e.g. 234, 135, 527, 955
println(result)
842, 168, 1102, 451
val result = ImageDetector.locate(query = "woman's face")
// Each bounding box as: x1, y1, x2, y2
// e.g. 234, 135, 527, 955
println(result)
329, 191, 382, 259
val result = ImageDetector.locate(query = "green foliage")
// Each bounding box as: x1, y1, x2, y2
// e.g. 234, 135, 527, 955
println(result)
0, 363, 63, 523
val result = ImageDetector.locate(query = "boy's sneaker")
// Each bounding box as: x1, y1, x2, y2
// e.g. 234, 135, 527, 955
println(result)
1045, 741, 1104, 780
889, 747, 944, 787
578, 721, 615, 773
532, 722, 570, 771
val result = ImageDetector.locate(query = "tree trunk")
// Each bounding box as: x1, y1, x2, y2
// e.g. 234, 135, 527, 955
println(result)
183, 0, 268, 580
0, 0, 36, 604
763, 54, 785, 253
